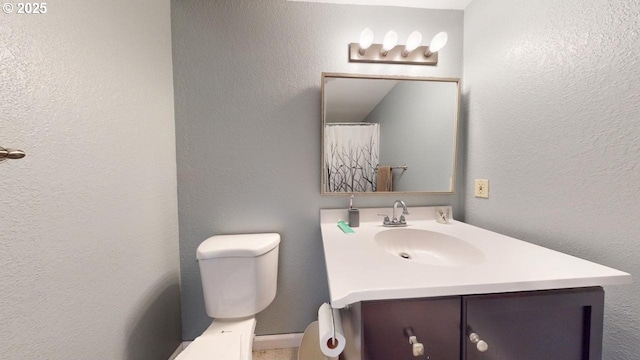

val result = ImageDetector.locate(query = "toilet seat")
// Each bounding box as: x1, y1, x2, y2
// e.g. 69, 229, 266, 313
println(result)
176, 317, 256, 360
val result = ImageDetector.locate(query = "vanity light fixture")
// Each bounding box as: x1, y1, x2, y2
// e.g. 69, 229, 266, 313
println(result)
349, 29, 448, 66
381, 30, 398, 56
425, 31, 448, 56
403, 31, 423, 57
358, 28, 374, 55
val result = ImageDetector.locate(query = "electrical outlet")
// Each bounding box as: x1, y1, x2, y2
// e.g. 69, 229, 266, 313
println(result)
474, 179, 489, 198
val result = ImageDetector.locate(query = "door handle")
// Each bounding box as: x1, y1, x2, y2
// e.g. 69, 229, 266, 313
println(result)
0, 146, 26, 162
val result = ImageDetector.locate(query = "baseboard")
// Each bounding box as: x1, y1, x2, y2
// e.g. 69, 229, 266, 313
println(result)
171, 332, 304, 358
252, 333, 304, 350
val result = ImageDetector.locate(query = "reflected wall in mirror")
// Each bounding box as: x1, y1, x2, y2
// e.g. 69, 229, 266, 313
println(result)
321, 73, 460, 194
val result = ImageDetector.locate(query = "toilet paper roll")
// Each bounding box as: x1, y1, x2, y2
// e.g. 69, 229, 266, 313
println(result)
317, 303, 346, 358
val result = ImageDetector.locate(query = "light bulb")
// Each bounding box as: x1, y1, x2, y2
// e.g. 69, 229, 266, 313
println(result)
358, 28, 374, 55
382, 30, 398, 53
403, 31, 422, 56
426, 31, 448, 56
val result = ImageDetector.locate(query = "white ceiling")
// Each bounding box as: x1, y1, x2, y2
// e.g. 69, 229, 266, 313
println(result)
286, 0, 473, 10
325, 78, 398, 123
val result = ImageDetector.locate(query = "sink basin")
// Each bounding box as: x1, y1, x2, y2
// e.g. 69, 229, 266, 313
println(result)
374, 228, 485, 267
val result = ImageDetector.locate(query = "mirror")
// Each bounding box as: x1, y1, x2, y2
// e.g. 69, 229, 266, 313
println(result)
321, 73, 459, 194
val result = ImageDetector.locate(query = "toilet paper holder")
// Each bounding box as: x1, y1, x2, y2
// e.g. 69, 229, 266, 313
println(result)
404, 327, 425, 357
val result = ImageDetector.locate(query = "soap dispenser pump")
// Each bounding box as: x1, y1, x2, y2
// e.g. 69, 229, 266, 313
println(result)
348, 194, 359, 227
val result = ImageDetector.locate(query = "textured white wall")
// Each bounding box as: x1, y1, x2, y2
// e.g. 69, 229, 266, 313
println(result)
463, 0, 640, 358
0, 1, 181, 359
171, 0, 463, 338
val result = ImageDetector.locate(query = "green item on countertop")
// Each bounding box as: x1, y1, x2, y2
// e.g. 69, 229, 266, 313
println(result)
337, 220, 355, 234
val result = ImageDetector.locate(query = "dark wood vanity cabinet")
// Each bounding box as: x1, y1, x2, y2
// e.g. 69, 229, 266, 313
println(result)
356, 287, 604, 360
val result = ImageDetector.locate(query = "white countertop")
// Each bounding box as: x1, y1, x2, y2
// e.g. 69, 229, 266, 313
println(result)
320, 207, 632, 308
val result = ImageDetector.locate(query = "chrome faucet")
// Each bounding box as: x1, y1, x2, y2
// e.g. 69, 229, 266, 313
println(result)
379, 200, 410, 227
393, 200, 410, 223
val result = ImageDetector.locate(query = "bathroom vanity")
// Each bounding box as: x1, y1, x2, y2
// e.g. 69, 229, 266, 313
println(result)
319, 207, 631, 360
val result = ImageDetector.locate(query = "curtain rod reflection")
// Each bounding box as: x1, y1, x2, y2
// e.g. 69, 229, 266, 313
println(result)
326, 122, 377, 126
375, 165, 408, 171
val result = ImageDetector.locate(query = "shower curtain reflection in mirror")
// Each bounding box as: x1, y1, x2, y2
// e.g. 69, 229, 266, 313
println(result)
324, 123, 380, 192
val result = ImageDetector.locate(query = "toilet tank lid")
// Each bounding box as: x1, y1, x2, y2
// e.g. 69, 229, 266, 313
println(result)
197, 233, 280, 259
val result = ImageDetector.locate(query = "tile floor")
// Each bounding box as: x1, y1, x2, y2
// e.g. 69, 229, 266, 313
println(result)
252, 347, 298, 360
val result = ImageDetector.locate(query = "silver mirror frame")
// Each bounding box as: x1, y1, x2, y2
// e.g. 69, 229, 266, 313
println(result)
321, 72, 461, 195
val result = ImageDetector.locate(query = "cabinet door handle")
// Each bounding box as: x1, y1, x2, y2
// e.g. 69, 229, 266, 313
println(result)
0, 147, 26, 162
469, 333, 489, 352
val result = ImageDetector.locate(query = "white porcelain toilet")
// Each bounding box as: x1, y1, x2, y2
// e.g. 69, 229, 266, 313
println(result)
177, 233, 280, 360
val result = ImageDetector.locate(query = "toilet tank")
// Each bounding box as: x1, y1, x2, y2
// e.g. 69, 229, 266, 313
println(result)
197, 233, 280, 319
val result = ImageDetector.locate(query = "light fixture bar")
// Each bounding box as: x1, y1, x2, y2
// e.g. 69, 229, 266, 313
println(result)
349, 43, 438, 65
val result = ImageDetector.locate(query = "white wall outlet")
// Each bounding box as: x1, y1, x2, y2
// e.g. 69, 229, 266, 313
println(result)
474, 179, 489, 198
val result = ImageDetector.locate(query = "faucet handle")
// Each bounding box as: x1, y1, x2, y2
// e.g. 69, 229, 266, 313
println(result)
377, 214, 391, 225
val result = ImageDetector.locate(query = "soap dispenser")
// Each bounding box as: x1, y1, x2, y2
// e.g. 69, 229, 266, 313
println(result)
348, 194, 359, 227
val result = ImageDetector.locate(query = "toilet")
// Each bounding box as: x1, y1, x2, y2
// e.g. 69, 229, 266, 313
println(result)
177, 233, 280, 360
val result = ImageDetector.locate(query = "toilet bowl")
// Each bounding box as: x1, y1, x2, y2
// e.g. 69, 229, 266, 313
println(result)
177, 233, 280, 360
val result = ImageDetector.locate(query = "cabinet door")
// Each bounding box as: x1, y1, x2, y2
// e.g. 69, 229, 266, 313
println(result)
361, 297, 461, 360
463, 287, 604, 360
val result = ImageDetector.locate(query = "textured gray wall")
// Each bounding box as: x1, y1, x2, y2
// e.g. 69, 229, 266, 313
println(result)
463, 0, 640, 358
0, 1, 181, 359
171, 0, 463, 338
367, 81, 457, 191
